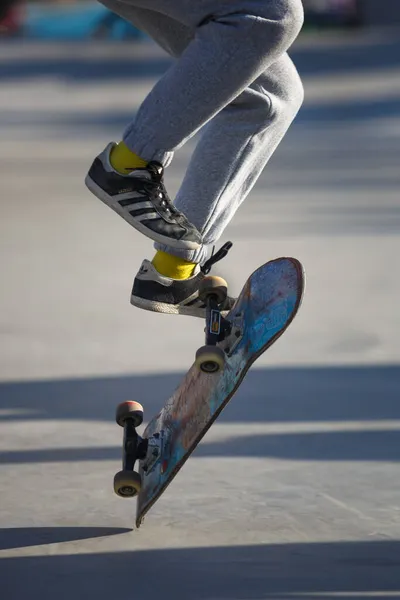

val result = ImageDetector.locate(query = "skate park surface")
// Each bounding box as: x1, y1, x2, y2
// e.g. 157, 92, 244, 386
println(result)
1, 28, 400, 599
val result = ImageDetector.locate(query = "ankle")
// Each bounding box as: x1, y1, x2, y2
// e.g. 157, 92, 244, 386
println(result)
152, 251, 197, 280
110, 141, 147, 174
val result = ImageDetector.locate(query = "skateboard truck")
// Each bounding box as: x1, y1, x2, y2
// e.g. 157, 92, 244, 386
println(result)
195, 274, 232, 373
114, 401, 148, 498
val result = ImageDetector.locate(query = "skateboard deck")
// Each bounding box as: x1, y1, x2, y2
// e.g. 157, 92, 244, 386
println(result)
134, 256, 305, 527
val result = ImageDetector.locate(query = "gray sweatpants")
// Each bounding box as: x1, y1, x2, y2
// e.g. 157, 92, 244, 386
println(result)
99, 0, 305, 263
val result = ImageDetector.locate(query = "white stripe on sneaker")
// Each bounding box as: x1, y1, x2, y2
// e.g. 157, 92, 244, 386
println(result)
134, 211, 159, 222
116, 191, 144, 202
126, 200, 155, 211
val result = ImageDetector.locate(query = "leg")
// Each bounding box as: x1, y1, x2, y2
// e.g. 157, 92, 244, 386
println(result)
156, 52, 304, 263
133, 54, 304, 314
86, 0, 303, 247
87, 0, 304, 316
130, 10, 304, 313
102, 0, 303, 247
120, 0, 304, 165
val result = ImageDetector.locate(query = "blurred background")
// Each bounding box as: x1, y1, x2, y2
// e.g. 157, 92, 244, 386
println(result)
4, 0, 400, 39
1, 1, 400, 598
2, 0, 400, 39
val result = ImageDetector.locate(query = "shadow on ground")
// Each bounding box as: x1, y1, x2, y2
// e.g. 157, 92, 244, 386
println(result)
1, 364, 400, 464
1, 539, 399, 599
1, 364, 400, 424
0, 527, 131, 550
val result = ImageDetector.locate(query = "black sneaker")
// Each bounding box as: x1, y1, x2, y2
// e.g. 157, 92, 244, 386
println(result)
130, 242, 236, 318
85, 143, 202, 250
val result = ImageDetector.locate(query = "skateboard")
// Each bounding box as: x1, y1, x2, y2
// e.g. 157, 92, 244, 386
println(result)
113, 253, 305, 527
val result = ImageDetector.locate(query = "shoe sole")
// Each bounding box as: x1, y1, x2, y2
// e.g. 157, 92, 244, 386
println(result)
130, 294, 231, 319
85, 175, 201, 251
130, 294, 205, 318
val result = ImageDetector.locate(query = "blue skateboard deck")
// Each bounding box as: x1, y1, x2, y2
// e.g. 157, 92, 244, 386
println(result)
135, 257, 305, 527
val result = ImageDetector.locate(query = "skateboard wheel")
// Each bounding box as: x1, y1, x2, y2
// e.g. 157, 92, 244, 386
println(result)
116, 401, 144, 428
198, 276, 228, 304
114, 470, 142, 498
195, 345, 225, 373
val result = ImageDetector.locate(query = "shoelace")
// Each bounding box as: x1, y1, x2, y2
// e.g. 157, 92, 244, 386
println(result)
201, 241, 233, 274
142, 162, 183, 220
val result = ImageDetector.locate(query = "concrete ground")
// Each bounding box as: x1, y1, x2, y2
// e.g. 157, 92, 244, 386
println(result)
1, 28, 400, 599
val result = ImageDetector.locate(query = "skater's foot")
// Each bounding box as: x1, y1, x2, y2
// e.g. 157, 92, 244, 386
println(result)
85, 142, 202, 250
131, 243, 236, 318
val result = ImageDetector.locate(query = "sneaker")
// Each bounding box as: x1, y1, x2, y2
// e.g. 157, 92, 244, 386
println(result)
85, 143, 202, 250
130, 242, 236, 318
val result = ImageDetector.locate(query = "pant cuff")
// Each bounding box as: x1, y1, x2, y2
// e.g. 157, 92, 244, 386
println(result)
123, 130, 174, 166
153, 242, 210, 265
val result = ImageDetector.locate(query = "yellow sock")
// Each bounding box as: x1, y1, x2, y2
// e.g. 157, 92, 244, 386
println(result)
152, 251, 197, 280
110, 141, 147, 174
